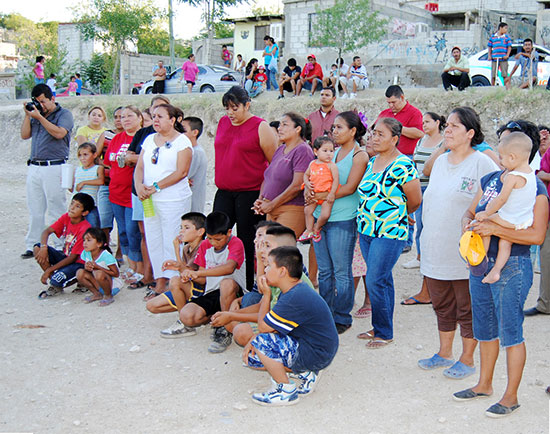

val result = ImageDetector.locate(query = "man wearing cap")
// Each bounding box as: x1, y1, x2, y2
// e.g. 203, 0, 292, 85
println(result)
296, 54, 324, 96
441, 47, 471, 91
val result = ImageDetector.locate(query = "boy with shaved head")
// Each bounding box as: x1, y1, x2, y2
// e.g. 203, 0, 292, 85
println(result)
474, 132, 537, 283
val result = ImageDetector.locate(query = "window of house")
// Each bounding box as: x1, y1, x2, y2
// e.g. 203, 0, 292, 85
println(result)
255, 25, 269, 50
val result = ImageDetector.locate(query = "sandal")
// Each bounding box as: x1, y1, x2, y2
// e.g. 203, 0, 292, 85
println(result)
99, 298, 115, 307
297, 231, 314, 243
83, 295, 101, 304
125, 272, 144, 285
312, 231, 322, 242
357, 329, 375, 340
128, 280, 146, 290
443, 361, 475, 379
143, 288, 160, 301
365, 338, 393, 349
120, 268, 135, 280
353, 306, 372, 318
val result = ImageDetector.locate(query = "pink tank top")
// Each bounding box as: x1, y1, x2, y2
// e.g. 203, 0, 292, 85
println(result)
214, 115, 267, 191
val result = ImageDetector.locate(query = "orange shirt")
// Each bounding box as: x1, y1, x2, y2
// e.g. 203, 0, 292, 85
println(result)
310, 160, 333, 193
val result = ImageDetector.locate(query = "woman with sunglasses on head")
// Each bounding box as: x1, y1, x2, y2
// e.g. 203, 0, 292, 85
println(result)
104, 106, 144, 285
135, 104, 193, 297
456, 119, 548, 417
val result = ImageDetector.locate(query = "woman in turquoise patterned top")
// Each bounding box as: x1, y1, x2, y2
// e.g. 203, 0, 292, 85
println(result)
356, 117, 422, 348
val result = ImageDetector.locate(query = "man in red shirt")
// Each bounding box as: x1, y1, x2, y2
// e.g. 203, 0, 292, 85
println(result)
376, 85, 423, 156
308, 87, 340, 143
376, 85, 423, 253
296, 54, 324, 96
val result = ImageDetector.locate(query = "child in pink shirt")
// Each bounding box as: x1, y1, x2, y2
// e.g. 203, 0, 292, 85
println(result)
68, 76, 78, 96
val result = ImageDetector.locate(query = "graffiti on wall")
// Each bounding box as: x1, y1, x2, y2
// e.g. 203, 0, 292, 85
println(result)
377, 32, 455, 64
391, 18, 416, 38
540, 26, 550, 47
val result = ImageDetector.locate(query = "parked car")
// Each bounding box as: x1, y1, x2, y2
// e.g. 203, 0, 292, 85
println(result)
139, 64, 239, 94
468, 43, 550, 87
56, 87, 96, 97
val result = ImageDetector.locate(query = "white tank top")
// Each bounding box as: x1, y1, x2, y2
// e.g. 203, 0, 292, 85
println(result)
498, 170, 537, 226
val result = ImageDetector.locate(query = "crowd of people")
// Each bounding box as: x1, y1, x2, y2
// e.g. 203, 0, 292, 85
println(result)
20, 79, 549, 411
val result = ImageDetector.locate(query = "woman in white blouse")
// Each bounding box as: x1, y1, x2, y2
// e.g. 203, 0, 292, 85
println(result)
135, 104, 193, 296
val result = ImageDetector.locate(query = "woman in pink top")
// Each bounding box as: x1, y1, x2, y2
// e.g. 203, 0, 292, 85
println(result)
213, 86, 278, 290
179, 53, 199, 94
33, 56, 45, 85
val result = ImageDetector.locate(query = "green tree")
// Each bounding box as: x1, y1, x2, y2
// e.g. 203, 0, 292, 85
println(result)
311, 0, 387, 93
73, 0, 160, 94
177, 0, 247, 62
137, 22, 191, 57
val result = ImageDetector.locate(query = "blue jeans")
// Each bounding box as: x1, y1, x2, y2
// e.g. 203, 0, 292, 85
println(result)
85, 207, 100, 228
469, 255, 532, 348
359, 234, 405, 340
265, 67, 278, 91
404, 154, 415, 249
111, 203, 142, 262
313, 218, 356, 326
97, 185, 114, 229
414, 186, 427, 256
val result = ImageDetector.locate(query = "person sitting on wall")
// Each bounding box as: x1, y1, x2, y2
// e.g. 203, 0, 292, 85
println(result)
441, 47, 471, 91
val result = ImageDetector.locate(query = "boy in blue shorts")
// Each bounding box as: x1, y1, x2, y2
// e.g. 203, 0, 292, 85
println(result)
243, 246, 339, 406
34, 193, 94, 298
173, 212, 246, 349
145, 212, 206, 337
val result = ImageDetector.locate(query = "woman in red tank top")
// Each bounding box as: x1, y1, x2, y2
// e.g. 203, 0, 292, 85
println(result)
213, 86, 278, 290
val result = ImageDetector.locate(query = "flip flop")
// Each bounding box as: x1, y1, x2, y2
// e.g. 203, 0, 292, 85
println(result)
128, 280, 146, 290
443, 361, 476, 379
353, 307, 372, 318
125, 273, 144, 285
401, 297, 432, 305
453, 388, 492, 401
99, 298, 115, 307
365, 338, 393, 349
83, 295, 101, 304
143, 288, 160, 301
357, 330, 375, 340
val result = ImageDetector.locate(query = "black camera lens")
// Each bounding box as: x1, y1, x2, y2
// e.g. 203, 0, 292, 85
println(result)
25, 102, 35, 111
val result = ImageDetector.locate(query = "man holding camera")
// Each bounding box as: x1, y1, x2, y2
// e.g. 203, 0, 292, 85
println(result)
20, 83, 74, 258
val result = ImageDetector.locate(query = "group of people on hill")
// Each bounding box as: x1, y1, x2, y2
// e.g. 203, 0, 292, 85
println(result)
20, 80, 549, 410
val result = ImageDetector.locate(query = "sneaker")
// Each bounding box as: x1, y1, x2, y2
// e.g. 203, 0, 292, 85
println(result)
160, 319, 196, 339
340, 93, 349, 99
208, 326, 232, 353
252, 379, 300, 406
277, 95, 284, 100
335, 323, 351, 334
402, 258, 420, 269
38, 286, 63, 299
350, 93, 357, 99
292, 371, 320, 395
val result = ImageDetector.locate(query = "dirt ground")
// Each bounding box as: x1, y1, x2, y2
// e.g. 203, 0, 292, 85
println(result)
1, 89, 549, 433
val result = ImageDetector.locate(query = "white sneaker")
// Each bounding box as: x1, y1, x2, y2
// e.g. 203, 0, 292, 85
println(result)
402, 258, 420, 269
291, 371, 320, 395
160, 319, 196, 338
350, 93, 357, 99
252, 379, 299, 406
340, 93, 348, 99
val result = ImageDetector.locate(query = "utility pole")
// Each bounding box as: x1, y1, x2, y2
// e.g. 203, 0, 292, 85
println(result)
169, 0, 175, 71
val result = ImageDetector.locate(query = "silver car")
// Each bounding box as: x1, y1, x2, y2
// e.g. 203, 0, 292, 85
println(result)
139, 64, 240, 94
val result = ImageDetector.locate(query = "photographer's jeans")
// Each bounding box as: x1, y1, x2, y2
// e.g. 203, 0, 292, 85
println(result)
26, 164, 66, 250
469, 255, 532, 347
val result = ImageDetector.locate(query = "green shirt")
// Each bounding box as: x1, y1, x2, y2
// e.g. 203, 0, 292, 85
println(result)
444, 56, 470, 76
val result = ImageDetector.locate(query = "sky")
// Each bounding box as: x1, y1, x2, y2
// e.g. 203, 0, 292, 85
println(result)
1, 0, 282, 40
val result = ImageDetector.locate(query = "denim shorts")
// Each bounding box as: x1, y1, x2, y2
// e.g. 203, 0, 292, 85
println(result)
241, 291, 262, 308
35, 244, 84, 288
248, 333, 299, 369
469, 255, 532, 348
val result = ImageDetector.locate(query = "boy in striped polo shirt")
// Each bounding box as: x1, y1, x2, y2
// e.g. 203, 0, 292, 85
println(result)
488, 22, 512, 88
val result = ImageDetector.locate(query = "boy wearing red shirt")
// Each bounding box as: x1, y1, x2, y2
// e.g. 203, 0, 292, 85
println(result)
34, 193, 94, 298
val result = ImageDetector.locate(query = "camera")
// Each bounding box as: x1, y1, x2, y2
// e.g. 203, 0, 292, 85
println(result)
25, 97, 44, 115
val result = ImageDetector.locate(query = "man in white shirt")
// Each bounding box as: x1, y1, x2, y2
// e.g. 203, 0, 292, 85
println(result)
340, 56, 368, 99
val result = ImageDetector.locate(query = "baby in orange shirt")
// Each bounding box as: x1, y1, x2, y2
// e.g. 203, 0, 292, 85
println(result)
299, 136, 339, 243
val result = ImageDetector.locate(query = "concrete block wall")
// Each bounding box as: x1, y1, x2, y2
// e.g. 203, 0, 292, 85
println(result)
537, 10, 550, 46
438, 0, 542, 13
58, 24, 96, 68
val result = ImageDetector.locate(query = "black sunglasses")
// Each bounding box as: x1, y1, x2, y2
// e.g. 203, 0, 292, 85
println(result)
151, 142, 172, 165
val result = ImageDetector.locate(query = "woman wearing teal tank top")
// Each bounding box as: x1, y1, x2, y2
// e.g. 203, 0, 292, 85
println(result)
306, 112, 368, 333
